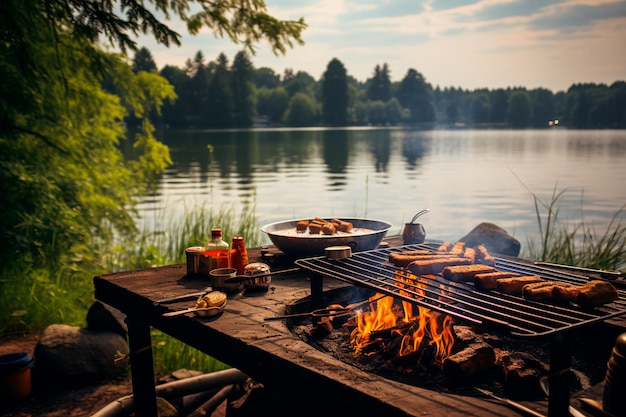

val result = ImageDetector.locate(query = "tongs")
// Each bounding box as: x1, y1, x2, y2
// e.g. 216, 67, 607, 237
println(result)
264, 294, 388, 321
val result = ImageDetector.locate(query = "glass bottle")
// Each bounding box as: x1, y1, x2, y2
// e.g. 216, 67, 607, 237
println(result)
205, 229, 230, 270
230, 236, 249, 275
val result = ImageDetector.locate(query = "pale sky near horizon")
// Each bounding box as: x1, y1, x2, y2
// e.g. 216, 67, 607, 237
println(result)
134, 0, 626, 93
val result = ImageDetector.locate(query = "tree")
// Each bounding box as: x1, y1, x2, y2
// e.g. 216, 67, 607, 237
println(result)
206, 53, 235, 128
321, 58, 348, 126
132, 47, 158, 73
507, 90, 533, 128
395, 68, 435, 124
231, 51, 256, 127
285, 92, 317, 126
257, 87, 289, 124
0, 0, 306, 267
367, 64, 392, 102
253, 67, 282, 88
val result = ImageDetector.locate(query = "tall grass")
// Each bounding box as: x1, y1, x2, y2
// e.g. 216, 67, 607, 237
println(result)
521, 184, 626, 272
0, 200, 262, 375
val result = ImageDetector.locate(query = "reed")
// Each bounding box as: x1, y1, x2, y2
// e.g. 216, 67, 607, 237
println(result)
521, 184, 626, 272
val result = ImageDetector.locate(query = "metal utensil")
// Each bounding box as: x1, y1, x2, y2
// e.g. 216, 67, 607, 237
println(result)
154, 287, 213, 305
474, 387, 546, 417
224, 267, 300, 284
539, 376, 586, 417
578, 398, 618, 417
264, 294, 388, 321
162, 301, 226, 317
410, 208, 430, 224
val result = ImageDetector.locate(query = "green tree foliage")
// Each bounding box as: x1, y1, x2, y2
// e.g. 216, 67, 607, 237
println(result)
395, 68, 435, 124
468, 91, 492, 124
367, 63, 392, 102
254, 67, 282, 89
385, 98, 404, 125
0, 0, 306, 268
285, 92, 318, 126
206, 53, 235, 128
530, 88, 556, 127
231, 51, 257, 127
507, 90, 534, 128
132, 47, 158, 73
489, 89, 509, 124
257, 87, 290, 124
321, 58, 349, 126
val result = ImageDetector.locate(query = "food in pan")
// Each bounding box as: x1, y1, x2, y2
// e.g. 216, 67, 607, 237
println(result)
296, 220, 309, 231
332, 218, 353, 232
298, 218, 354, 235
442, 264, 497, 282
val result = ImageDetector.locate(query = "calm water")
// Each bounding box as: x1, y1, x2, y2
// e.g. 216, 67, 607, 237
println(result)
137, 128, 626, 247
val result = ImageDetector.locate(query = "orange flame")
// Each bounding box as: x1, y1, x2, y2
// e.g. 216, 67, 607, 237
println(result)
349, 270, 455, 363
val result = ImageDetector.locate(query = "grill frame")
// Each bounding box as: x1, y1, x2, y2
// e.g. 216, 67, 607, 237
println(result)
295, 242, 626, 339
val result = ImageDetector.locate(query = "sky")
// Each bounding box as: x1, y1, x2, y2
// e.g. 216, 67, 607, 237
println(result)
135, 0, 626, 93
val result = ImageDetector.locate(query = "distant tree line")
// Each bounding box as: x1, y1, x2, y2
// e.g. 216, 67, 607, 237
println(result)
133, 47, 626, 129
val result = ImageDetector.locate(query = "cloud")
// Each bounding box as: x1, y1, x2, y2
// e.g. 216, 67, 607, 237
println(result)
134, 0, 626, 92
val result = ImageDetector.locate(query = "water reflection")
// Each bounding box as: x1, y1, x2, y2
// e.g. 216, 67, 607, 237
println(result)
133, 128, 626, 245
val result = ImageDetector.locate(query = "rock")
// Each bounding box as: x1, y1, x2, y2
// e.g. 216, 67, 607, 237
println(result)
459, 223, 520, 257
86, 301, 127, 337
156, 397, 178, 417
33, 324, 129, 387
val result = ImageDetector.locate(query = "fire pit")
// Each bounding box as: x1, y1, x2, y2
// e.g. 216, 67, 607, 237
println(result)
287, 285, 617, 399
294, 242, 626, 416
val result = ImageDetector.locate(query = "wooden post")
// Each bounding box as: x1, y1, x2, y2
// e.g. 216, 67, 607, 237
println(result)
126, 316, 158, 417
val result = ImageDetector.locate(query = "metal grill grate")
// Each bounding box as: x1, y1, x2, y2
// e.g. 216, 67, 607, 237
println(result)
295, 243, 626, 339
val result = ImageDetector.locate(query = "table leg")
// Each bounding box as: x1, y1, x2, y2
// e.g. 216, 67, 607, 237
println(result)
126, 315, 158, 417
548, 332, 571, 417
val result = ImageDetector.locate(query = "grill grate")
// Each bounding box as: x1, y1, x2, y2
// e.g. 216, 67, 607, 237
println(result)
295, 242, 626, 339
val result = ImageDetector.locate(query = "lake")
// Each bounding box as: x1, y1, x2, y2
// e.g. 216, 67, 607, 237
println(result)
136, 127, 626, 248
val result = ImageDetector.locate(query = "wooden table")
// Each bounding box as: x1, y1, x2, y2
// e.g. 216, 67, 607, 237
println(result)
93, 236, 554, 417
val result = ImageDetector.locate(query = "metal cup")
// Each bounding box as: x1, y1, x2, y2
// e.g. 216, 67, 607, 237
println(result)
210, 268, 241, 293
402, 223, 426, 245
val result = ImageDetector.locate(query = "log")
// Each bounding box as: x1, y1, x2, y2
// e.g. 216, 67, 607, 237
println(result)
442, 342, 496, 380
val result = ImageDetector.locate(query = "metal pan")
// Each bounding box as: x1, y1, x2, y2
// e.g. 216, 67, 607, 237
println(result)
261, 217, 392, 257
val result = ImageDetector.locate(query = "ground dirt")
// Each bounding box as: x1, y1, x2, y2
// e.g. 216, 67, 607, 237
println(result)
0, 334, 227, 417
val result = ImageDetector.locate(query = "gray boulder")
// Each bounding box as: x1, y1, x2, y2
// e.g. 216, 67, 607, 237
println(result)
459, 222, 521, 257
33, 324, 129, 386
86, 301, 127, 337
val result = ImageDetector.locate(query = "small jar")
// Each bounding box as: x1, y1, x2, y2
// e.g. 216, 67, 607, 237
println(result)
244, 262, 271, 292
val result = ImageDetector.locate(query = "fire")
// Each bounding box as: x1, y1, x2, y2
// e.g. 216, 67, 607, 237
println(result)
349, 270, 455, 364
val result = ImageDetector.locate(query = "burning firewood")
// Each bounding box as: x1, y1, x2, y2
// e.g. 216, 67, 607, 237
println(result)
498, 351, 549, 399
442, 341, 496, 381
307, 316, 334, 339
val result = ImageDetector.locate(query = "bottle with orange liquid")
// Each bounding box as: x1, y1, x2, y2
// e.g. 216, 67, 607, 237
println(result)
205, 229, 230, 270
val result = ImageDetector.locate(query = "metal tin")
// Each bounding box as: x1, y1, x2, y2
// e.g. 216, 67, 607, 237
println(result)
244, 262, 271, 291
185, 246, 211, 276
210, 267, 241, 293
